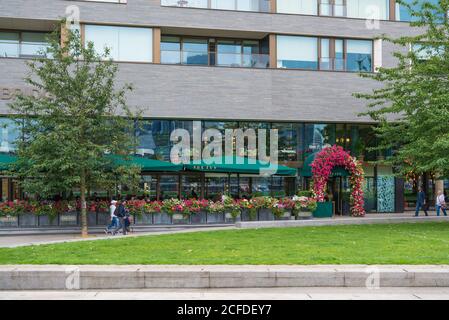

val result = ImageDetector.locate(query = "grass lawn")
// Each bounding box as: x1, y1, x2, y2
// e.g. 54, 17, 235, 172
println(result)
1, 222, 449, 265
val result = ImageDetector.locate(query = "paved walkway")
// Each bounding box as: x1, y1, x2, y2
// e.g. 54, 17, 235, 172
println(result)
2, 287, 449, 300
0, 226, 234, 248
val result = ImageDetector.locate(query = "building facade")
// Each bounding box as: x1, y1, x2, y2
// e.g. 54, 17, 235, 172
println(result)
0, 0, 434, 213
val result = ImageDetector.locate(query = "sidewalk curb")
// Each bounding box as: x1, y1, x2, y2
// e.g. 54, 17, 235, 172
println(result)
1, 265, 449, 290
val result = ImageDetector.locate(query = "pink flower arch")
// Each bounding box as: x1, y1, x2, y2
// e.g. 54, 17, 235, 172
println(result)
311, 145, 366, 217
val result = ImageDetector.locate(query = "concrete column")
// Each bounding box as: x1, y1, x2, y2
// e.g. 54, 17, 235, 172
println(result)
153, 28, 161, 64
269, 34, 277, 68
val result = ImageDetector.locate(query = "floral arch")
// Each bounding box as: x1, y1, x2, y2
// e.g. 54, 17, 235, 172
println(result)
311, 145, 365, 217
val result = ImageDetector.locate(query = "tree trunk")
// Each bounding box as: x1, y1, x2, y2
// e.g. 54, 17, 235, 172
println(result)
80, 169, 88, 238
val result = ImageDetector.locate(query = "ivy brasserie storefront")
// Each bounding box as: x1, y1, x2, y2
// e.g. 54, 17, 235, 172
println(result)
0, 117, 406, 215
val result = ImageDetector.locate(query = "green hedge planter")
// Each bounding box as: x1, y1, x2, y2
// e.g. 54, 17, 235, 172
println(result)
313, 202, 333, 218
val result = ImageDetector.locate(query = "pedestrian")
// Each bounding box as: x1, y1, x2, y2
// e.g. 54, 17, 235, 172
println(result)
436, 190, 447, 217
113, 200, 128, 235
105, 200, 118, 234
415, 187, 428, 216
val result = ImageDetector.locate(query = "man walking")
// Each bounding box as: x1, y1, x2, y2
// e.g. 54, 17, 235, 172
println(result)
415, 187, 428, 216
113, 200, 128, 235
436, 190, 447, 217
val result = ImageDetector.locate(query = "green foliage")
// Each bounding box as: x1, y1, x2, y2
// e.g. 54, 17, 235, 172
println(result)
8, 22, 141, 198
354, 0, 449, 177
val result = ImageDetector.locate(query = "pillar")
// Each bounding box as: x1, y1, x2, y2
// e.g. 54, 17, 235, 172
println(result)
153, 27, 161, 64
389, 0, 396, 21
269, 34, 277, 68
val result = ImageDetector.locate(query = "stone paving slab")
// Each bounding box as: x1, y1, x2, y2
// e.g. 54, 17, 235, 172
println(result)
2, 287, 449, 300
1, 265, 449, 290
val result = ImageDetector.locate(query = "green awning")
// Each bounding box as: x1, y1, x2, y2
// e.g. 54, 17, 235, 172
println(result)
184, 156, 297, 176
0, 153, 18, 171
108, 155, 182, 172
300, 152, 349, 177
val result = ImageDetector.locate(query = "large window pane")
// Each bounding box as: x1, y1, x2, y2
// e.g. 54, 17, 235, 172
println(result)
182, 38, 208, 65
277, 0, 318, 15
159, 175, 179, 200
277, 35, 318, 69
0, 32, 19, 58
346, 0, 389, 19
118, 27, 152, 62
136, 120, 174, 161
85, 25, 152, 62
20, 32, 49, 58
211, 0, 235, 10
396, 0, 440, 22
0, 118, 20, 154
346, 40, 372, 72
161, 36, 181, 64
271, 123, 299, 162
217, 40, 241, 66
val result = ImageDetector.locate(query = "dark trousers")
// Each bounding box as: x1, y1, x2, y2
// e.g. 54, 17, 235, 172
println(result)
415, 203, 428, 216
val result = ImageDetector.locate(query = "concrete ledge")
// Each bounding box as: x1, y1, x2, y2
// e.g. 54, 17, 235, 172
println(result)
236, 216, 449, 229
1, 265, 449, 290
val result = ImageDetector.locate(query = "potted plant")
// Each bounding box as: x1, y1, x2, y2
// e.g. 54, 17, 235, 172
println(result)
223, 196, 241, 223
292, 196, 317, 220
188, 199, 208, 224
0, 201, 19, 227
207, 200, 226, 223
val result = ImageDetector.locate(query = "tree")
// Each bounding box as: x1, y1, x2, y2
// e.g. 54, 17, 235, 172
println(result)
9, 22, 141, 237
355, 0, 449, 180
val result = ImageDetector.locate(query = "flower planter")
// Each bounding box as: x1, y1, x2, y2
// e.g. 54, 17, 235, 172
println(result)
97, 212, 110, 226
172, 213, 190, 225
225, 212, 241, 223
275, 210, 292, 220
258, 208, 274, 221
207, 212, 225, 224
134, 213, 153, 225
190, 211, 207, 224
59, 212, 78, 226
295, 211, 313, 220
0, 215, 18, 228
313, 202, 333, 218
241, 209, 257, 221
18, 213, 37, 227
153, 212, 172, 225
37, 215, 58, 227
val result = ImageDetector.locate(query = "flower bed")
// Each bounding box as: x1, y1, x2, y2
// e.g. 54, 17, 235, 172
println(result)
0, 195, 318, 227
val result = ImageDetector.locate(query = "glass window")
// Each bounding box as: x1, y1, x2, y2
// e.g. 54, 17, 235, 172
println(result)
0, 118, 20, 154
182, 38, 208, 65
252, 177, 271, 196
396, 0, 440, 22
161, 0, 208, 8
161, 36, 181, 64
320, 38, 331, 70
85, 25, 153, 62
346, 0, 389, 19
136, 120, 174, 161
346, 39, 372, 72
211, 0, 236, 10
271, 123, 299, 162
205, 174, 227, 200
159, 175, 179, 200
217, 40, 242, 67
277, 35, 318, 70
20, 32, 49, 58
181, 175, 202, 199
277, 0, 318, 15
0, 32, 19, 58
140, 175, 158, 200
272, 177, 286, 198
304, 124, 336, 157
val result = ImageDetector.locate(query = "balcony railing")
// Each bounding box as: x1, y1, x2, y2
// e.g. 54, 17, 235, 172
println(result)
319, 2, 347, 17
161, 0, 271, 13
161, 50, 270, 68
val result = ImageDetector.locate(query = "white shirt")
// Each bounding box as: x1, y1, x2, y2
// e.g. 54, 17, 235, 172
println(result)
110, 204, 117, 218
436, 194, 446, 206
